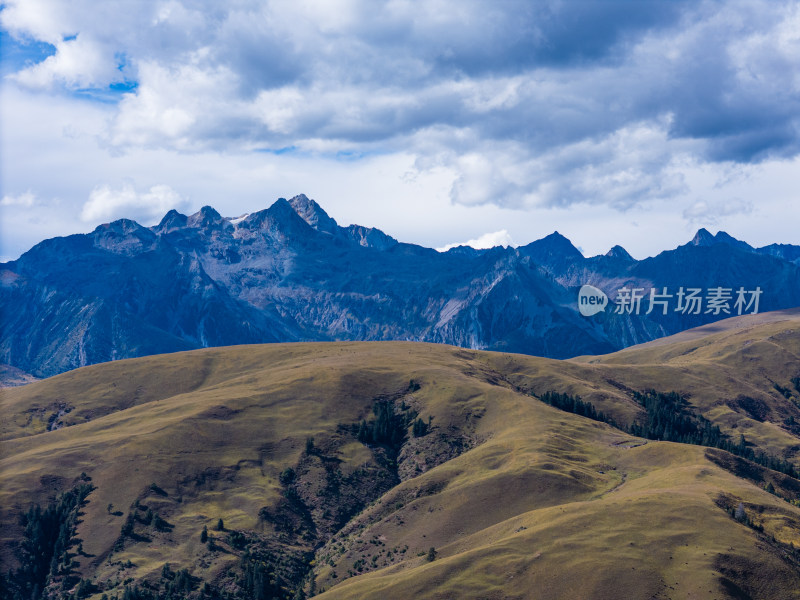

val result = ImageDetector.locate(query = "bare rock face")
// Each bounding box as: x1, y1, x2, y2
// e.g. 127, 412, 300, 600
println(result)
2, 194, 799, 378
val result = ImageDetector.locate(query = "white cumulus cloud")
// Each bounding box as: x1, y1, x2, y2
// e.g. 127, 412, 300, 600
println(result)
682, 198, 754, 225
12, 34, 119, 90
81, 183, 187, 223
1, 191, 37, 207
438, 119, 691, 210
437, 229, 514, 252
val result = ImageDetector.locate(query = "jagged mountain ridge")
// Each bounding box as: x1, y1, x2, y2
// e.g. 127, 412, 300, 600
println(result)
1, 194, 799, 377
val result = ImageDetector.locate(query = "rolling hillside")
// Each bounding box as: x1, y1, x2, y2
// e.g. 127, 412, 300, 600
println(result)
3, 310, 800, 599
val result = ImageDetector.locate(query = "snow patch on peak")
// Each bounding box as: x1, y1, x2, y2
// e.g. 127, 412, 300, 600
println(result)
437, 230, 513, 252
228, 213, 250, 226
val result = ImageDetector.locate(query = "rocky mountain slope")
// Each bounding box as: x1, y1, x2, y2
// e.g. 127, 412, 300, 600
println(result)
3, 311, 800, 599
2, 194, 799, 378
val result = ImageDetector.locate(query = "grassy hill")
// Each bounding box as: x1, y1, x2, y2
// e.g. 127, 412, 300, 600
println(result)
2, 311, 800, 599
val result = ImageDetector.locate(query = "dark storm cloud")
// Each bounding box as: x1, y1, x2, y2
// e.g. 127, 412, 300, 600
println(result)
422, 0, 692, 75
641, 3, 800, 163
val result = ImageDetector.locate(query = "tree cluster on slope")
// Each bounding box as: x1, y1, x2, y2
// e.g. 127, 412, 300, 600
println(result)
1, 476, 95, 600
533, 389, 798, 479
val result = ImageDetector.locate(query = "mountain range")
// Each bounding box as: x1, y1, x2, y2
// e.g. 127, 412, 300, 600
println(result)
2, 194, 799, 379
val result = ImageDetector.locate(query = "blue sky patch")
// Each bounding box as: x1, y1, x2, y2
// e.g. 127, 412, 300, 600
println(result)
0, 30, 56, 76
109, 80, 138, 93
255, 146, 299, 155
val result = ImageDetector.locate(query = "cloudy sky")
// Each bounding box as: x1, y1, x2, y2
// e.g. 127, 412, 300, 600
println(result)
2, 0, 800, 262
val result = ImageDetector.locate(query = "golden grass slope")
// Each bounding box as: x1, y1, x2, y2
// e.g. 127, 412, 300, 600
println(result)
1, 313, 800, 599
571, 308, 800, 466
